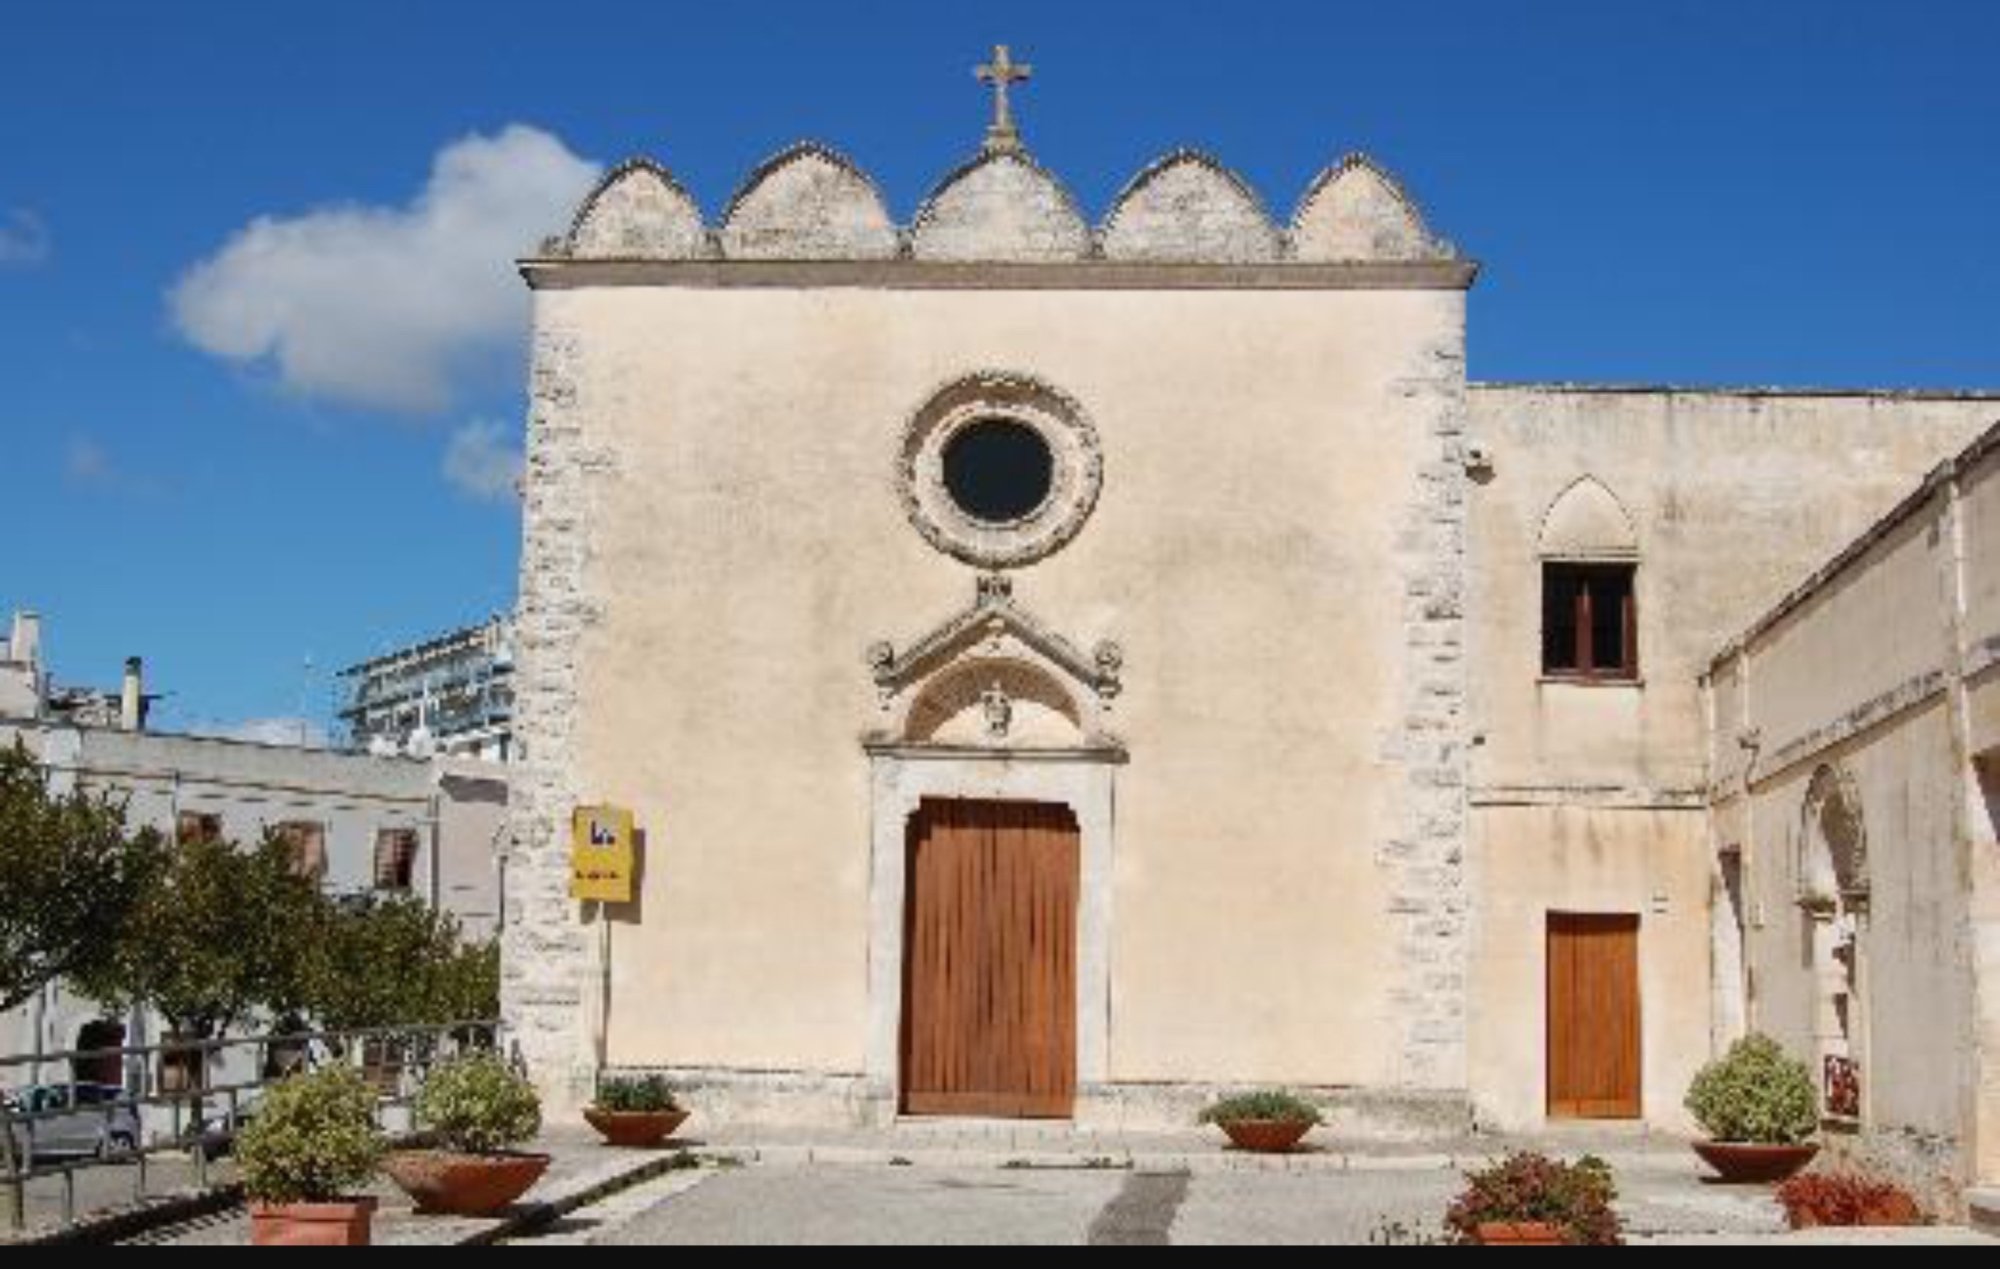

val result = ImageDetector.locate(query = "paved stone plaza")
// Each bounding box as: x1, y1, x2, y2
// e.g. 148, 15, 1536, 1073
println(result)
45, 1126, 1991, 1246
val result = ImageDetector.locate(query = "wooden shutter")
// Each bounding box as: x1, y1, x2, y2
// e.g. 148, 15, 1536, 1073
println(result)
374, 830, 418, 892
1548, 913, 1644, 1120
902, 800, 1080, 1120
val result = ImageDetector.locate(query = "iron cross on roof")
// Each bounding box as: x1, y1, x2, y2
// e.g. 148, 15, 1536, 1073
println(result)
976, 45, 1033, 154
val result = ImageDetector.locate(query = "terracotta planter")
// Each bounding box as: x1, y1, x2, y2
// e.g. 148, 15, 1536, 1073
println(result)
1476, 1223, 1567, 1247
1693, 1142, 1821, 1185
1217, 1120, 1315, 1154
250, 1199, 377, 1247
382, 1151, 551, 1218
584, 1108, 690, 1149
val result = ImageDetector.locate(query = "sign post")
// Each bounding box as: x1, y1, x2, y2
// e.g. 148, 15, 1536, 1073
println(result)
571, 807, 637, 905
572, 806, 638, 1080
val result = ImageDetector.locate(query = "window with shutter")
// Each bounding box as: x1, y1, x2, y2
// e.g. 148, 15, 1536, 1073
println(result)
374, 829, 419, 892
1543, 563, 1638, 682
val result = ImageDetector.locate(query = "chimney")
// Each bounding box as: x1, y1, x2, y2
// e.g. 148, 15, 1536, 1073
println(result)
10, 613, 40, 670
121, 658, 146, 733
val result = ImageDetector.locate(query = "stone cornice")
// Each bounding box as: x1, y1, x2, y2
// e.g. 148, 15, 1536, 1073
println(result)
521, 258, 1481, 292
1471, 784, 1708, 811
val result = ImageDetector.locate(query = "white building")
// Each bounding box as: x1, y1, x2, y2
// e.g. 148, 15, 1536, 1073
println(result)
338, 617, 516, 763
0, 614, 510, 1083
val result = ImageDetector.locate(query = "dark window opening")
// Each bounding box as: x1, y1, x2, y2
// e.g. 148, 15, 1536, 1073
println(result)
374, 829, 419, 892
276, 822, 329, 884
176, 812, 224, 847
1544, 564, 1639, 681
943, 419, 1055, 525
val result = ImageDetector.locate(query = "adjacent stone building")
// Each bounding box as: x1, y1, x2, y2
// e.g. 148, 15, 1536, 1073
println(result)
499, 58, 2000, 1205
1707, 423, 2000, 1211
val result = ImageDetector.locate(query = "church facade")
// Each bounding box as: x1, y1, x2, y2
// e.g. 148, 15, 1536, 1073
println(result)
501, 61, 2000, 1203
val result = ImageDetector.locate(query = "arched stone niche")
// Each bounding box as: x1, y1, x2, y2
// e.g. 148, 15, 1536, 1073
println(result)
1539, 477, 1640, 562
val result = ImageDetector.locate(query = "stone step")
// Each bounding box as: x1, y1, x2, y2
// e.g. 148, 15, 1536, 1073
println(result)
1969, 1189, 2000, 1237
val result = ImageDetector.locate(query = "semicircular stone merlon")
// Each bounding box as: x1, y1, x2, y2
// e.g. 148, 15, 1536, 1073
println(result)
1100, 152, 1283, 264
911, 152, 1093, 264
567, 161, 709, 261
1292, 156, 1448, 263
719, 144, 901, 261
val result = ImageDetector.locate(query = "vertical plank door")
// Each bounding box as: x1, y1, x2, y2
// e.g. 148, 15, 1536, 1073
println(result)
1548, 913, 1644, 1120
902, 800, 1080, 1120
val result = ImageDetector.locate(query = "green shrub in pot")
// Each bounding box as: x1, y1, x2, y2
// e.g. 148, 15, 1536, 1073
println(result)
1196, 1091, 1325, 1128
415, 1053, 542, 1155
1686, 1035, 1820, 1146
237, 1067, 385, 1246
595, 1075, 684, 1116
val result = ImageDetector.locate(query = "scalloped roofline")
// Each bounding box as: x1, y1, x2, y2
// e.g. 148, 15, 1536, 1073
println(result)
1292, 153, 1432, 235
557, 158, 709, 256
1101, 147, 1282, 239
719, 139, 896, 229
534, 143, 1488, 270
909, 147, 1092, 241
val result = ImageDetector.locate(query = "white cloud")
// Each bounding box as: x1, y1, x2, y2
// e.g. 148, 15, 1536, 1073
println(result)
443, 420, 525, 503
0, 209, 51, 268
171, 127, 600, 415
200, 717, 330, 750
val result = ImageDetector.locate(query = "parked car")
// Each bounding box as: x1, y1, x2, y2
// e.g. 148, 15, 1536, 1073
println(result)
2, 1084, 142, 1162
188, 1095, 265, 1162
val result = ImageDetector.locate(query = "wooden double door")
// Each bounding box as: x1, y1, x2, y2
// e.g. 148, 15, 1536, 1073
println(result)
901, 800, 1081, 1120
1547, 914, 1644, 1121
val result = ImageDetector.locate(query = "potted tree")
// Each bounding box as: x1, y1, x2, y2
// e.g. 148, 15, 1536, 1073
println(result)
585, 1076, 691, 1149
1197, 1091, 1325, 1155
237, 1067, 386, 1247
1444, 1153, 1625, 1247
1686, 1035, 1823, 1184
383, 1054, 548, 1218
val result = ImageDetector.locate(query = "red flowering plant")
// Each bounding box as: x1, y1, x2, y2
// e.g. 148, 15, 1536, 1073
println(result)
1444, 1153, 1626, 1247
1777, 1174, 1923, 1230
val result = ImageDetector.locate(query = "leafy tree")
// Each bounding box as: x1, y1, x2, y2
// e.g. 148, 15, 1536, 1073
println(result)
74, 830, 326, 1044
430, 936, 501, 1032
306, 897, 499, 1033
0, 742, 166, 1230
0, 743, 169, 1014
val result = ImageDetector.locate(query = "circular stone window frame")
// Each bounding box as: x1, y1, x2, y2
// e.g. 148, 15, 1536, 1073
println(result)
899, 372, 1104, 570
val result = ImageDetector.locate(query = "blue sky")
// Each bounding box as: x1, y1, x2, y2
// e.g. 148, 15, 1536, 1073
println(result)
1, 0, 1996, 739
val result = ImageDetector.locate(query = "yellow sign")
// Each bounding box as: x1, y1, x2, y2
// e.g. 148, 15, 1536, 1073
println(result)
571, 806, 637, 904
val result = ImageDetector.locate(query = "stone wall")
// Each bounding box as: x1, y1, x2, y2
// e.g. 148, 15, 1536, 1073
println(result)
1385, 318, 1473, 1091
501, 316, 609, 1112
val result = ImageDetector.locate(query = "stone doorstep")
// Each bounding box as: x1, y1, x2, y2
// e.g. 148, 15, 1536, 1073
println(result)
684, 1142, 1692, 1179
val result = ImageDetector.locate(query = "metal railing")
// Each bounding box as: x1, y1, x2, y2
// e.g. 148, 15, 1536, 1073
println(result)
1, 1021, 502, 1238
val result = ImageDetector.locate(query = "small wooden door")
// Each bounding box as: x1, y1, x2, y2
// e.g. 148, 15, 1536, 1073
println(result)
1548, 914, 1644, 1120
902, 800, 1080, 1120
